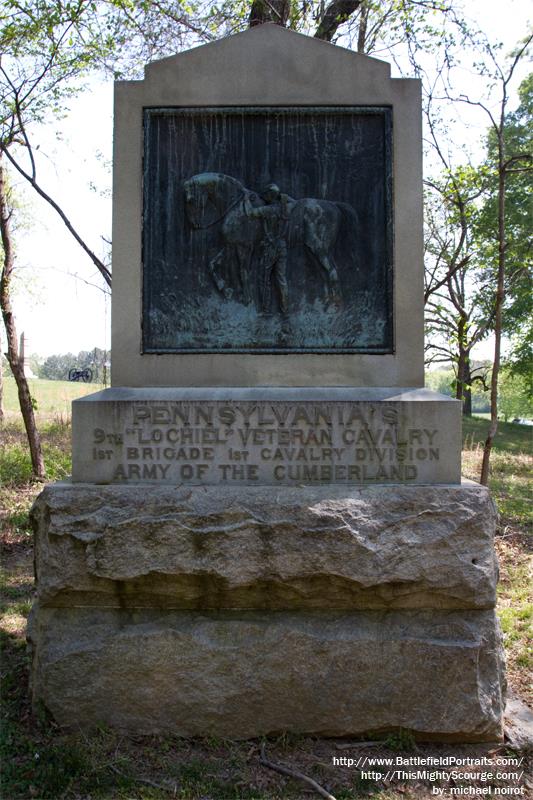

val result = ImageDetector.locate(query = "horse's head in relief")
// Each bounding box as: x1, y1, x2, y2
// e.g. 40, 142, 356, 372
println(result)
183, 173, 215, 229
183, 172, 245, 230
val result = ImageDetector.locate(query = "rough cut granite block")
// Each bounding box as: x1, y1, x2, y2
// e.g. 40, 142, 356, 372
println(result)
32, 482, 498, 611
28, 481, 505, 741
28, 606, 505, 741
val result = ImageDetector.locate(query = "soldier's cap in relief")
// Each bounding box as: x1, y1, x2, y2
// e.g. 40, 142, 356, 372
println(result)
262, 183, 281, 198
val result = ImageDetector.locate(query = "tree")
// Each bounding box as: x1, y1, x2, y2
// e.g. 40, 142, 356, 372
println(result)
0, 330, 4, 423
477, 73, 533, 395
39, 347, 109, 382
249, 0, 292, 28
498, 370, 533, 422
0, 0, 381, 305
0, 1, 130, 471
425, 366, 454, 397
0, 0, 478, 292
38, 352, 77, 382
424, 164, 493, 415
0, 1, 117, 287
0, 159, 44, 478
0, 1, 117, 473
450, 36, 533, 484
423, 31, 532, 474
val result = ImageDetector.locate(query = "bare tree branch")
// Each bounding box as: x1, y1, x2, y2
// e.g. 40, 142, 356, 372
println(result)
1, 140, 112, 287
259, 742, 337, 800
0, 157, 45, 478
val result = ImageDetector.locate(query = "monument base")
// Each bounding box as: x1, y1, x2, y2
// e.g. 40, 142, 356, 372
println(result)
71, 387, 462, 486
29, 482, 505, 742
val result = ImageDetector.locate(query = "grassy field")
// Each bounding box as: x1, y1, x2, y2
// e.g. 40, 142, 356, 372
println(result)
2, 377, 104, 417
1, 387, 532, 799
461, 416, 532, 702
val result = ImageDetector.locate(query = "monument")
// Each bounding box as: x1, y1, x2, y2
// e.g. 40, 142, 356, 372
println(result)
28, 25, 505, 741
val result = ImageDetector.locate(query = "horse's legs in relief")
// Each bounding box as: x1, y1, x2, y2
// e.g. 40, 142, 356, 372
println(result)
305, 242, 342, 305
303, 212, 342, 305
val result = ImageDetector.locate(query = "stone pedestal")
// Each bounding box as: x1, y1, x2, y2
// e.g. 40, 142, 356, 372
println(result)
29, 482, 505, 741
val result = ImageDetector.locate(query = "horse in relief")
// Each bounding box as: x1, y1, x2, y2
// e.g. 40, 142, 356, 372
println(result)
183, 172, 358, 306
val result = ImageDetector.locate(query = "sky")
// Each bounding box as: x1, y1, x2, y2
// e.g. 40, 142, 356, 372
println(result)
5, 0, 532, 363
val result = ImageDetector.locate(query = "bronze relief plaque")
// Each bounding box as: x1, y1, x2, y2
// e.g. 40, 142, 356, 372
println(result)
142, 107, 393, 353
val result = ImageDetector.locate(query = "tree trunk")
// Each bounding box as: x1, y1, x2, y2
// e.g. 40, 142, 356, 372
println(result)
357, 0, 368, 53
455, 352, 464, 403
455, 314, 466, 405
0, 159, 45, 479
480, 139, 506, 486
462, 359, 472, 417
315, 0, 362, 41
0, 329, 4, 424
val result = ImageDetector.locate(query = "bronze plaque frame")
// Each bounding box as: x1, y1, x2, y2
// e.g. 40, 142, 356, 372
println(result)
142, 106, 393, 354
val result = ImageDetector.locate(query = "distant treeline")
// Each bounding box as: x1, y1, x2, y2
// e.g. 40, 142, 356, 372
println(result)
34, 348, 109, 383
426, 365, 533, 421
425, 365, 490, 413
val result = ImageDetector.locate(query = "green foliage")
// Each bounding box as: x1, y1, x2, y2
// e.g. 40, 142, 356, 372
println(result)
39, 347, 109, 382
424, 163, 493, 399
425, 67, 532, 411
499, 603, 533, 666
462, 416, 532, 524
475, 73, 533, 380
0, 440, 71, 485
0, 418, 72, 485
1, 352, 12, 378
498, 370, 533, 422
489, 451, 532, 525
505, 327, 533, 395
37, 352, 75, 381
497, 559, 533, 676
2, 3, 118, 138
0, 444, 33, 485
425, 366, 490, 412
425, 368, 455, 396
0, 0, 483, 143
383, 728, 416, 752
462, 415, 532, 454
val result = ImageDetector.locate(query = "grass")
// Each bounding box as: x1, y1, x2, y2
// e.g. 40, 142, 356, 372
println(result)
0, 419, 72, 487
0, 391, 531, 799
2, 377, 104, 416
463, 415, 532, 455
462, 416, 532, 523
460, 416, 532, 692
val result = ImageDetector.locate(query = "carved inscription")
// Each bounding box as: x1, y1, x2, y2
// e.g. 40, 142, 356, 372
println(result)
88, 402, 443, 485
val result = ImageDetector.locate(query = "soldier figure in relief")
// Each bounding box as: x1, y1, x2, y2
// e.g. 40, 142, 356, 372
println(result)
244, 183, 293, 315
185, 172, 351, 308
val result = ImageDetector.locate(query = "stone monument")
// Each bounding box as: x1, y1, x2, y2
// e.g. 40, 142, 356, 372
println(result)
29, 25, 505, 741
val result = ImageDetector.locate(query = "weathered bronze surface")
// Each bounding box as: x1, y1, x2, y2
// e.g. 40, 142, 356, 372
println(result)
142, 107, 393, 353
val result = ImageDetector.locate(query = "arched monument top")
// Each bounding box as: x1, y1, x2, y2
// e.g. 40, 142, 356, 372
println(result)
142, 23, 392, 90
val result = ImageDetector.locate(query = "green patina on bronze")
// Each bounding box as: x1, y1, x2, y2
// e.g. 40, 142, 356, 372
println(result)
142, 106, 393, 353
